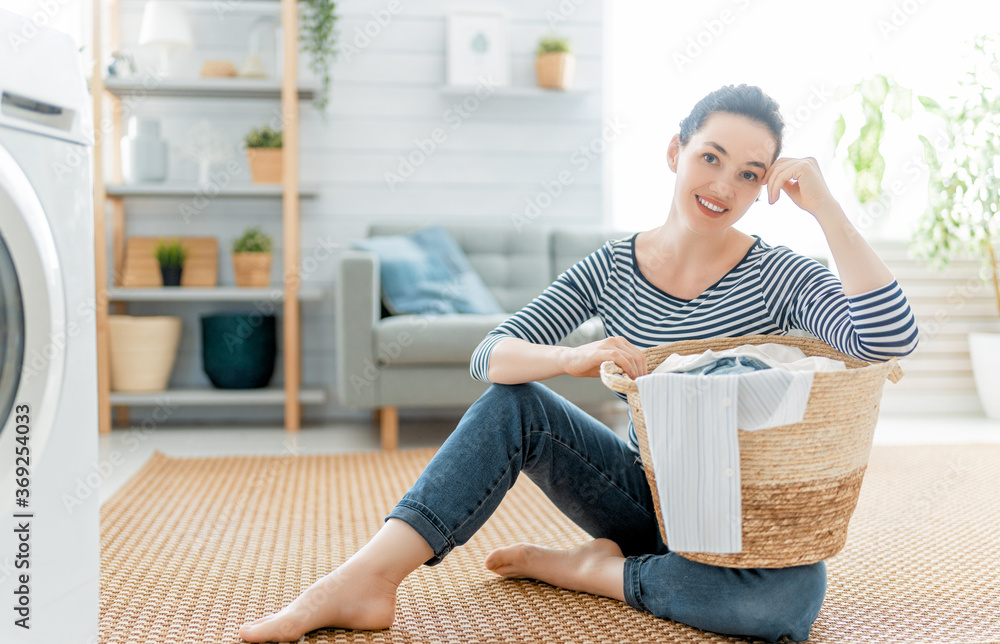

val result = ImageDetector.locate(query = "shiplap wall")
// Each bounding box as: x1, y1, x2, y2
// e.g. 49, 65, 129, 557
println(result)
111, 0, 607, 424
873, 240, 1000, 415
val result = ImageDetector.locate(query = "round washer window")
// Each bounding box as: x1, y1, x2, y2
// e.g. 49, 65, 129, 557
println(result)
0, 229, 24, 431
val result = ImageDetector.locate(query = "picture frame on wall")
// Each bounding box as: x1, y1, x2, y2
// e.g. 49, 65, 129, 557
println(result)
446, 12, 509, 87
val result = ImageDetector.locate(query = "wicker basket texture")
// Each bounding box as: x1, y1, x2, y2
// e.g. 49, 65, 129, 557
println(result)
600, 334, 903, 568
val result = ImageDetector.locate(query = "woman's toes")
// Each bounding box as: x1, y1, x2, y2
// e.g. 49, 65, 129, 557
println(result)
485, 544, 529, 575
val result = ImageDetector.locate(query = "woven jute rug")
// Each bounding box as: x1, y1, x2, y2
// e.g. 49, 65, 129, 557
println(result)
100, 444, 1000, 643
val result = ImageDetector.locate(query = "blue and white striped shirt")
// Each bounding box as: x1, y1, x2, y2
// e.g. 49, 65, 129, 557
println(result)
470, 234, 919, 451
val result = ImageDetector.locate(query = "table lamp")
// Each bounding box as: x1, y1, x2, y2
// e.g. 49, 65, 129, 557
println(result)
138, 1, 193, 76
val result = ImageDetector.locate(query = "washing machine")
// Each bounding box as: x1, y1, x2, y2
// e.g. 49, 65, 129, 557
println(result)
0, 9, 99, 643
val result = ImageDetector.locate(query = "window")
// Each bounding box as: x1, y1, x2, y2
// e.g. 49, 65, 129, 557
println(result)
606, 0, 996, 256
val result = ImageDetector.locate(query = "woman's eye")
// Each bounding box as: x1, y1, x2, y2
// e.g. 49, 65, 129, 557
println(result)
702, 152, 718, 164
743, 171, 758, 182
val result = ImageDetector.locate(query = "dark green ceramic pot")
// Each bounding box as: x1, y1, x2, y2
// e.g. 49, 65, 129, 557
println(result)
201, 311, 276, 389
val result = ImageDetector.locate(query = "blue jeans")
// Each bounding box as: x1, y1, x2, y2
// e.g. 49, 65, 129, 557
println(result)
386, 383, 826, 642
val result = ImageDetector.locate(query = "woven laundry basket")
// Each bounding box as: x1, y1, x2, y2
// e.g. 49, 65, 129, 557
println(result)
599, 334, 904, 569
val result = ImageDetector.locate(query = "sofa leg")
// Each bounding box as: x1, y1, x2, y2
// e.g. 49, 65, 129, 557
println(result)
380, 406, 399, 450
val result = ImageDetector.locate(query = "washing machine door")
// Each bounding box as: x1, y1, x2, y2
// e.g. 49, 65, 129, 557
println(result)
0, 137, 66, 479
0, 229, 24, 426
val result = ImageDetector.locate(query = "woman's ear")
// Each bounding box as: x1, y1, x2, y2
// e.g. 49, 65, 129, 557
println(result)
666, 134, 681, 174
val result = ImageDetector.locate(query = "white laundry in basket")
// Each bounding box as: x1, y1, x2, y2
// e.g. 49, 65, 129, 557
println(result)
635, 345, 844, 554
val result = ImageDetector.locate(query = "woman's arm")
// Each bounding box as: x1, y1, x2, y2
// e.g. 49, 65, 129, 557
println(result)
763, 157, 918, 359
764, 157, 895, 295
487, 336, 647, 384
470, 241, 646, 385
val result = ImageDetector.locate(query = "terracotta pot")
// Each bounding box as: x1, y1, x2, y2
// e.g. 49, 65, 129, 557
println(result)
535, 52, 576, 89
108, 315, 182, 392
232, 252, 272, 287
246, 147, 282, 183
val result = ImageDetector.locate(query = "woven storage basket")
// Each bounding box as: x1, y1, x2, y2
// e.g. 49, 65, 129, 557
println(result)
600, 334, 903, 568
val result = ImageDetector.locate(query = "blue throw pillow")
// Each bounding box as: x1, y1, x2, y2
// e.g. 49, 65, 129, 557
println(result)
353, 226, 504, 315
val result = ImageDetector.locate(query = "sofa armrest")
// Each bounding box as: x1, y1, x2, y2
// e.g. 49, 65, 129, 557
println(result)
335, 250, 380, 409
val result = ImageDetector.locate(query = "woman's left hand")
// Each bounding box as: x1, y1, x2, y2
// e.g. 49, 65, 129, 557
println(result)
763, 157, 838, 216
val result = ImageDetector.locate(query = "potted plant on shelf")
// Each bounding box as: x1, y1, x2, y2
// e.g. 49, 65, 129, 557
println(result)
154, 238, 187, 286
232, 226, 274, 287
244, 125, 283, 184
910, 34, 1000, 418
535, 34, 575, 90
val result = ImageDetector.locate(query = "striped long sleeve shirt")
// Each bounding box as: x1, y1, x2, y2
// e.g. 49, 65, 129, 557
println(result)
469, 233, 919, 452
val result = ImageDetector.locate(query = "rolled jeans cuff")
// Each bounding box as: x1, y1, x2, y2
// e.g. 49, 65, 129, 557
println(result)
623, 554, 653, 614
385, 499, 455, 566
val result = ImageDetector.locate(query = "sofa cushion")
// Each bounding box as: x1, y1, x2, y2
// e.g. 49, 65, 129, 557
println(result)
369, 224, 550, 313
354, 226, 504, 315
550, 228, 635, 279
374, 315, 607, 366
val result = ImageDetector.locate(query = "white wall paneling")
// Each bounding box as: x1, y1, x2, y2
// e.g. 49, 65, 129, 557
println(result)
110, 0, 606, 426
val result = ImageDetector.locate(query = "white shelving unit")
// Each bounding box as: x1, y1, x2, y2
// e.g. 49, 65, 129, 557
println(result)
110, 387, 326, 407
439, 85, 593, 97
105, 183, 319, 198
92, 0, 320, 432
107, 285, 325, 303
103, 77, 316, 100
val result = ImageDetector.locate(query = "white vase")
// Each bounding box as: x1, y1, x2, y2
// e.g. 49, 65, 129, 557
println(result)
247, 16, 281, 79
121, 117, 168, 183
968, 332, 1000, 420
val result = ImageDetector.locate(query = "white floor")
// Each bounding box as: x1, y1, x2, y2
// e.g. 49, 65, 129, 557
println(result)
97, 407, 1000, 505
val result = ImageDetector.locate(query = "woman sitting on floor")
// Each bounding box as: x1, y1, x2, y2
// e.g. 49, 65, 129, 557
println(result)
239, 84, 918, 643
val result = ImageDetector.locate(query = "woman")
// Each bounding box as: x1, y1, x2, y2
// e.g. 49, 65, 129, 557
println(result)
240, 85, 918, 643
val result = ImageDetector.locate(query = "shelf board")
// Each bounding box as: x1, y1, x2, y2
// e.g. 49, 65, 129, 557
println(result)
439, 85, 593, 97
105, 183, 318, 198
107, 285, 324, 302
103, 76, 315, 100
110, 387, 327, 407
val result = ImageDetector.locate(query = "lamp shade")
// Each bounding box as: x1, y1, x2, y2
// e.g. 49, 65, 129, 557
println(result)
138, 1, 194, 49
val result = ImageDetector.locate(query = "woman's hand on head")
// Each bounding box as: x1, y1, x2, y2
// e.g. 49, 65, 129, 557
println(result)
763, 157, 838, 216
561, 336, 647, 379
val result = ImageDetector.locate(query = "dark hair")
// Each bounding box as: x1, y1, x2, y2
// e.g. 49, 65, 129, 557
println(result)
678, 84, 784, 160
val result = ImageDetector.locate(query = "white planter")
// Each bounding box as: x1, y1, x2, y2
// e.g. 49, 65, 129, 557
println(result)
109, 315, 182, 392
969, 332, 1000, 420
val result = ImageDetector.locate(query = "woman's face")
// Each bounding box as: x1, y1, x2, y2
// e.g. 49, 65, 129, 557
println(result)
666, 112, 777, 236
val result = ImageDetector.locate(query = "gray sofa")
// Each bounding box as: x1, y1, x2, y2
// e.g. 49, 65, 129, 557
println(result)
335, 224, 632, 448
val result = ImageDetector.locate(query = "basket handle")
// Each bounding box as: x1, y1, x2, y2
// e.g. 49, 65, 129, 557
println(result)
886, 357, 904, 384
599, 360, 637, 394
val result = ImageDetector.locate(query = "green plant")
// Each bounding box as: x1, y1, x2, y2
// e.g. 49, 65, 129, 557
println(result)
300, 0, 338, 116
154, 239, 187, 268
536, 34, 571, 55
233, 227, 274, 254
911, 34, 1000, 316
833, 73, 914, 205
244, 125, 283, 149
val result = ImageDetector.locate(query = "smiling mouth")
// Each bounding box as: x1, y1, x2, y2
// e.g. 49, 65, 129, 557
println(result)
695, 195, 729, 216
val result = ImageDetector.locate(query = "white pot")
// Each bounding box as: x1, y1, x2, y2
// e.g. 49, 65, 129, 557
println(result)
969, 332, 1000, 420
109, 315, 183, 392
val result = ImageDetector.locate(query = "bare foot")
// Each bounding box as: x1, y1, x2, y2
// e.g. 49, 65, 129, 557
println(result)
238, 561, 397, 642
484, 538, 627, 601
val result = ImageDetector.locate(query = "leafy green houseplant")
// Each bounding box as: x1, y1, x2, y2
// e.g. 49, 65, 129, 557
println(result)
154, 238, 187, 286
833, 73, 914, 206
244, 125, 283, 184
910, 34, 1000, 417
535, 34, 575, 90
244, 126, 283, 149
232, 226, 274, 288
300, 0, 338, 116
